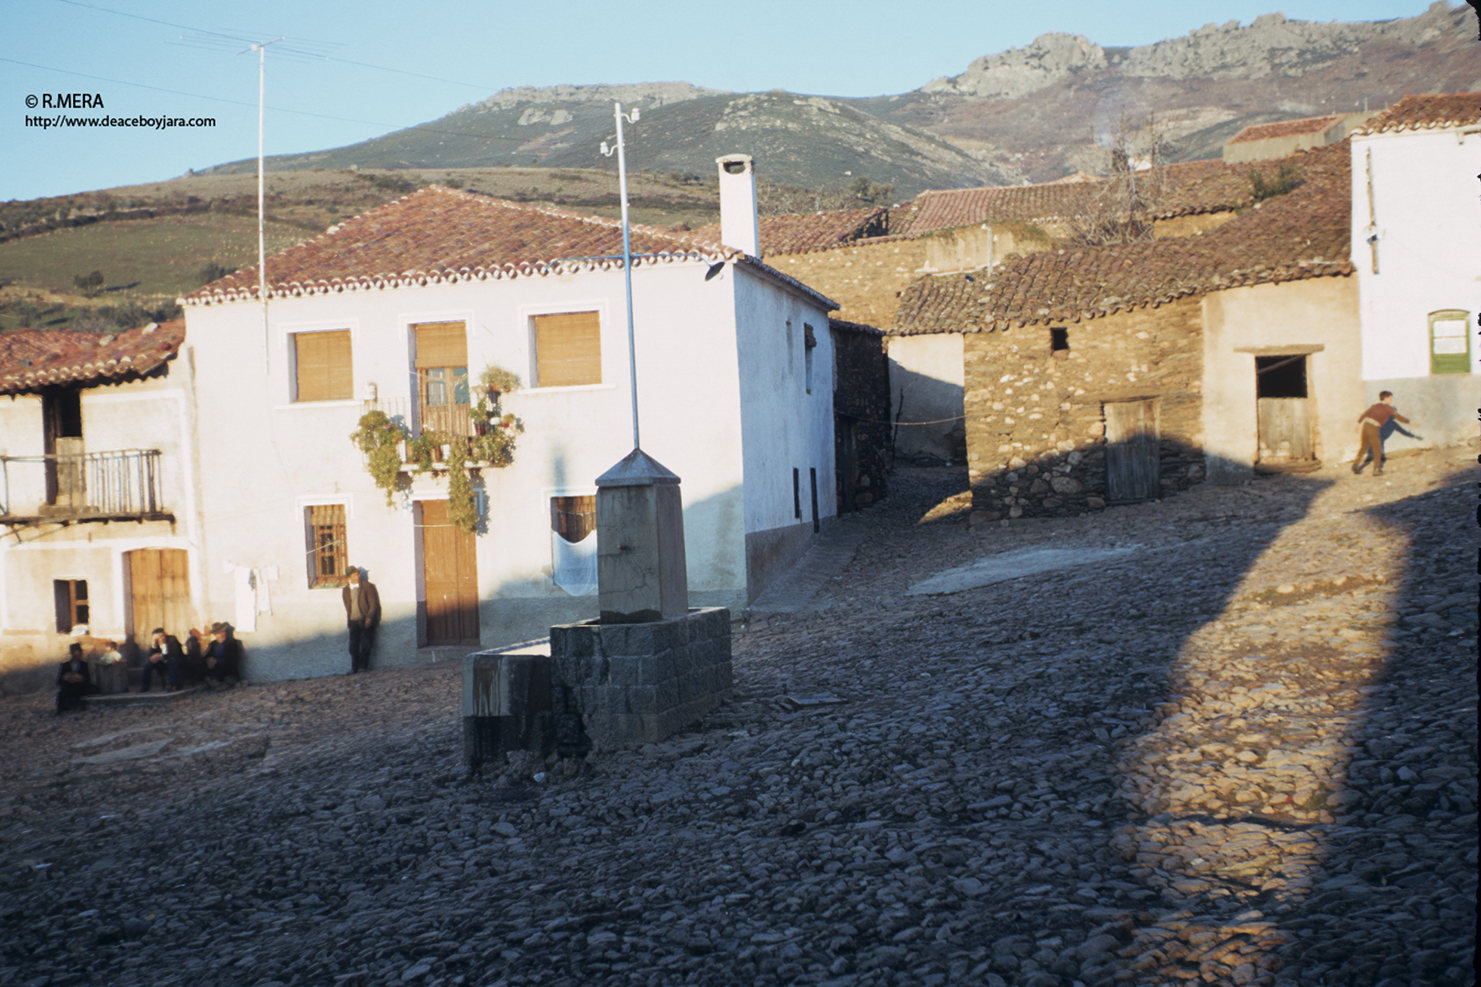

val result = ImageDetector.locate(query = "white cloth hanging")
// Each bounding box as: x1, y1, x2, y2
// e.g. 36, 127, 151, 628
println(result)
551, 530, 598, 597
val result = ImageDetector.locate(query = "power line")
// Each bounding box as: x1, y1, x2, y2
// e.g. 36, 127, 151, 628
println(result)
53, 0, 506, 92
2, 56, 524, 141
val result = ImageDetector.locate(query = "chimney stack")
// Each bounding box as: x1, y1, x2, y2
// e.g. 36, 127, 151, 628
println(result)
715, 154, 760, 258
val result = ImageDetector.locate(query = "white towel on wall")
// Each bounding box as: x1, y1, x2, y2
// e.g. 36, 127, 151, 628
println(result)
552, 530, 598, 597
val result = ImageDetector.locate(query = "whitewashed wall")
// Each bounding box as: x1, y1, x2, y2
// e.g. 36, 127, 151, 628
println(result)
1352, 126, 1481, 449
184, 257, 818, 680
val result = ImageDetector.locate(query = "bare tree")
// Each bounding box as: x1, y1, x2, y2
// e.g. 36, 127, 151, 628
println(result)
1065, 113, 1176, 247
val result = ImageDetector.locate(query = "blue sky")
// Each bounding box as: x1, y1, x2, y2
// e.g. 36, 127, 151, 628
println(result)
1, 0, 1443, 201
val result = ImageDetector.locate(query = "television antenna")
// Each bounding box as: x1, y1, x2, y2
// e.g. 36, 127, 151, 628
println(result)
239, 37, 285, 368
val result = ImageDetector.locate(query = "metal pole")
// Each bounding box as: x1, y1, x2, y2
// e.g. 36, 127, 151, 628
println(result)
257, 42, 269, 373
615, 102, 639, 451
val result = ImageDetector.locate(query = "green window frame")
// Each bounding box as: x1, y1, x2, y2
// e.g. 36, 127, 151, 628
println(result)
1429, 310, 1471, 375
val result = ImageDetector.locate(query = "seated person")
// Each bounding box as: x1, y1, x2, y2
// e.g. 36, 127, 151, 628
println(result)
142, 627, 184, 692
183, 628, 209, 686
204, 623, 244, 687
57, 643, 92, 714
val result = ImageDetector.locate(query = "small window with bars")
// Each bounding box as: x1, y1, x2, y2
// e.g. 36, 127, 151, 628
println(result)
306, 504, 348, 588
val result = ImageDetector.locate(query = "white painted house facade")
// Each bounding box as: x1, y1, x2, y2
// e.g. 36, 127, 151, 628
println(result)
180, 157, 837, 682
1350, 94, 1481, 450
0, 323, 203, 693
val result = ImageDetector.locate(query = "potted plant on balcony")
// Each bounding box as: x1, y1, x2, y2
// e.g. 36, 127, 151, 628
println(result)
349, 410, 409, 506
479, 364, 522, 400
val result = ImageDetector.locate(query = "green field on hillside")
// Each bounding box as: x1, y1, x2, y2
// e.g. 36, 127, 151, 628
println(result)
0, 213, 310, 300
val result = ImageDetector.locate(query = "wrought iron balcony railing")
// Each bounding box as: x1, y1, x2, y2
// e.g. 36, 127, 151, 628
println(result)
0, 449, 169, 523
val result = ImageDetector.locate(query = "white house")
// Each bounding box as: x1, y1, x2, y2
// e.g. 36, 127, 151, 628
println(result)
1350, 93, 1481, 449
180, 154, 838, 682
0, 322, 201, 693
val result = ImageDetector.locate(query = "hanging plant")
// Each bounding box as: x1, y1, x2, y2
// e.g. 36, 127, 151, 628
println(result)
479, 364, 522, 397
349, 411, 409, 505
472, 412, 524, 467
446, 440, 479, 534
405, 431, 439, 474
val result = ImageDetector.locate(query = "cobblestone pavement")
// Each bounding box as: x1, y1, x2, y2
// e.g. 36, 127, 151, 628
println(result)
1, 449, 1476, 987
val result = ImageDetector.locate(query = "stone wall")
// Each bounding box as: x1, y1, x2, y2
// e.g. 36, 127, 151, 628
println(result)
549, 607, 732, 749
830, 327, 891, 511
963, 297, 1205, 521
767, 239, 929, 329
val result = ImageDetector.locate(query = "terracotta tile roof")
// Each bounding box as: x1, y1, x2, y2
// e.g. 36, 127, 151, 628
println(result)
892, 144, 1351, 335
892, 182, 1097, 237
0, 321, 186, 393
1152, 156, 1305, 219
1227, 114, 1342, 145
692, 207, 887, 256
1352, 93, 1481, 135
182, 185, 741, 306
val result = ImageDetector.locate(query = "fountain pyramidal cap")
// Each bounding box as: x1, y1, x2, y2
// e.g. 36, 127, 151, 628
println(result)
594, 447, 688, 624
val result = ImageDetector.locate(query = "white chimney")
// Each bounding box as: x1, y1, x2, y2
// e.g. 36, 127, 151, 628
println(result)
716, 153, 760, 258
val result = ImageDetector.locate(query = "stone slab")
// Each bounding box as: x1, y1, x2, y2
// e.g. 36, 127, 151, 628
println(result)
81, 687, 202, 709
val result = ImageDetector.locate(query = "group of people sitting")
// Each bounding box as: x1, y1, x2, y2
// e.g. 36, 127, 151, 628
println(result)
56, 622, 245, 714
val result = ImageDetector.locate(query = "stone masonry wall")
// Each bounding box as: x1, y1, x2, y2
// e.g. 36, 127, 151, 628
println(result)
768, 239, 929, 329
964, 297, 1205, 521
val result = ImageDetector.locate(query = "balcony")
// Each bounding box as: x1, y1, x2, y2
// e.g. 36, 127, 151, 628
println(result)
363, 397, 476, 440
0, 450, 171, 525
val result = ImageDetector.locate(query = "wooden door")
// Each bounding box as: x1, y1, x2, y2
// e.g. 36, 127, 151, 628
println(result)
1104, 400, 1160, 504
125, 549, 191, 653
1257, 398, 1313, 463
419, 500, 480, 646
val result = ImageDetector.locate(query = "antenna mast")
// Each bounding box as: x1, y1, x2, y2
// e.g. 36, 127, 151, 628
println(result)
241, 38, 285, 370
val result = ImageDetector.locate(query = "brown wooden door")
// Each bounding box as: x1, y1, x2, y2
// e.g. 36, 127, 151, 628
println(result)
1257, 398, 1313, 463
419, 500, 480, 646
125, 548, 190, 653
1104, 400, 1160, 504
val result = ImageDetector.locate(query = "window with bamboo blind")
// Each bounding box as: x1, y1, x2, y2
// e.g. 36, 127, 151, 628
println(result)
550, 495, 596, 542
293, 330, 353, 402
305, 504, 348, 588
533, 311, 601, 387
415, 323, 470, 434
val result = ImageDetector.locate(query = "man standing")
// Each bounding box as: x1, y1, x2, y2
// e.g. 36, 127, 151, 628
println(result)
342, 566, 380, 673
1352, 391, 1417, 476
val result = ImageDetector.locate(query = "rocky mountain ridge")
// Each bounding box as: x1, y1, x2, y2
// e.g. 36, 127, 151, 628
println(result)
923, 2, 1472, 99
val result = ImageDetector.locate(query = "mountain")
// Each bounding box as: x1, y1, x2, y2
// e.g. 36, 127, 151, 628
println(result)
858, 1, 1479, 181
204, 86, 1010, 202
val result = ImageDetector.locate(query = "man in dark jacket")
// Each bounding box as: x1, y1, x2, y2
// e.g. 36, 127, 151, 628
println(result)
1352, 391, 1417, 476
142, 627, 183, 692
203, 623, 243, 687
342, 567, 381, 673
57, 643, 91, 714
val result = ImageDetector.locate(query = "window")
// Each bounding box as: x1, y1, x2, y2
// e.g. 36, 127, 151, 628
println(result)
305, 505, 348, 588
1051, 327, 1069, 354
415, 322, 470, 435
1429, 310, 1470, 375
550, 495, 597, 597
534, 311, 601, 387
53, 579, 88, 632
551, 495, 596, 542
294, 330, 353, 402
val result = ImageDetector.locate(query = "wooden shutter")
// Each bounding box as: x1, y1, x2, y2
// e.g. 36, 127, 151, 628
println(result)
535, 312, 601, 387
295, 331, 353, 401
415, 322, 468, 369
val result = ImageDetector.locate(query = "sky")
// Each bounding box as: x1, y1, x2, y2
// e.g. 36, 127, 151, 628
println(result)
1, 0, 1446, 202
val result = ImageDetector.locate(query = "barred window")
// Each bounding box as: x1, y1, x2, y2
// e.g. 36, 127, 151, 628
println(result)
551, 495, 596, 542
306, 505, 348, 588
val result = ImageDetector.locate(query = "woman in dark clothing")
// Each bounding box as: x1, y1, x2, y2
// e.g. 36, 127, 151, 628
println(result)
57, 643, 91, 714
